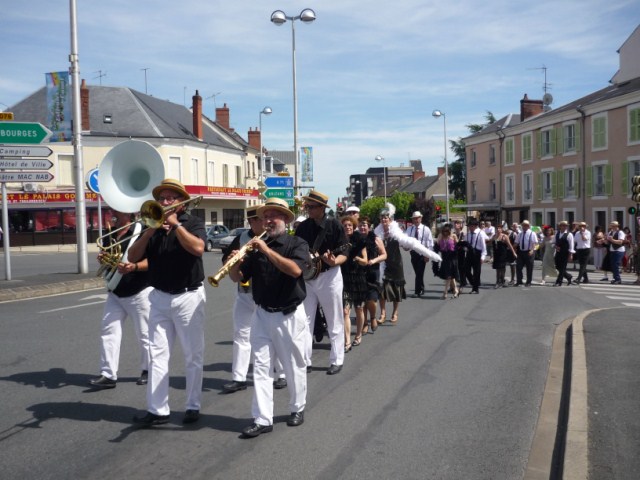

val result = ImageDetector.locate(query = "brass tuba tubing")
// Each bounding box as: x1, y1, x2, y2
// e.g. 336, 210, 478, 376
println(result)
208, 231, 267, 287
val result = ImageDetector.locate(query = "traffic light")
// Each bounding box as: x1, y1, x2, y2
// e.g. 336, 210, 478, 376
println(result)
336, 202, 344, 215
435, 205, 443, 225
632, 176, 640, 202
629, 206, 637, 215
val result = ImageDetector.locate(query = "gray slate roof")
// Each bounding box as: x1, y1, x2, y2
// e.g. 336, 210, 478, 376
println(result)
399, 174, 439, 194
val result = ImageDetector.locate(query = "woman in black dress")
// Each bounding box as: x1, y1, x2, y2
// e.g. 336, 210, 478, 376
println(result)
357, 216, 387, 334
340, 216, 368, 350
492, 224, 517, 288
435, 224, 460, 299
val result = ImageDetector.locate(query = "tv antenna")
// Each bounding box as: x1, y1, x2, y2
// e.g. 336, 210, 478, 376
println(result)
206, 92, 222, 108
93, 70, 107, 85
528, 64, 553, 110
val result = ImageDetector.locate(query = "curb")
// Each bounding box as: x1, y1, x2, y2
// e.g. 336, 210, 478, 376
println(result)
0, 277, 104, 303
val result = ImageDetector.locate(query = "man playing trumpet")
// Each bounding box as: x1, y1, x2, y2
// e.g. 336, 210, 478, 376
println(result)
228, 198, 309, 438
128, 179, 207, 427
89, 210, 152, 389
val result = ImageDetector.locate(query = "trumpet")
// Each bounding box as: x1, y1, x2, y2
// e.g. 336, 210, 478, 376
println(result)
208, 232, 267, 287
96, 196, 202, 252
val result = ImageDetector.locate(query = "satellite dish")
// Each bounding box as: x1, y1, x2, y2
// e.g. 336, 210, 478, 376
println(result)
542, 93, 553, 106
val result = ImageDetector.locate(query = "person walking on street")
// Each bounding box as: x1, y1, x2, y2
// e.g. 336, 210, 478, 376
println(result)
491, 224, 516, 288
515, 220, 538, 287
606, 221, 626, 284
464, 218, 487, 293
128, 179, 207, 427
229, 198, 309, 438
574, 222, 591, 284
405, 211, 434, 297
539, 226, 558, 285
554, 221, 575, 286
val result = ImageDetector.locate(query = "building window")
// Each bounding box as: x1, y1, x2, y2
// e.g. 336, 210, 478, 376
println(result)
235, 166, 242, 187
207, 161, 215, 186
541, 129, 553, 157
523, 172, 533, 203
57, 154, 73, 186
564, 168, 577, 199
505, 138, 514, 165
505, 175, 515, 203
223, 164, 229, 187
489, 144, 496, 165
489, 179, 496, 200
522, 133, 532, 163
169, 156, 181, 180
630, 106, 640, 144
471, 181, 477, 201
594, 165, 606, 196
542, 171, 554, 200
564, 123, 576, 153
471, 149, 477, 168
592, 115, 607, 150
191, 158, 199, 184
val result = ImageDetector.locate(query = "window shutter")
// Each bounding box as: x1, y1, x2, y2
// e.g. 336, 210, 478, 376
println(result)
575, 121, 582, 152
536, 131, 542, 159
558, 169, 565, 198
576, 168, 581, 198
551, 170, 558, 198
550, 130, 557, 156
605, 164, 613, 196
537, 172, 543, 200
555, 127, 562, 155
586, 166, 592, 197
622, 161, 629, 195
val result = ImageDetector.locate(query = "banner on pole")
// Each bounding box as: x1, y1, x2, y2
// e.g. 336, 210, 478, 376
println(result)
45, 71, 73, 142
301, 146, 313, 182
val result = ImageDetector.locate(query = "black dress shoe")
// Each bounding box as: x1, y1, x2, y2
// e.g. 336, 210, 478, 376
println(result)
273, 378, 287, 389
326, 364, 342, 375
242, 423, 273, 438
525, 283, 531, 287
182, 409, 200, 424
287, 411, 304, 427
133, 412, 170, 427
470, 289, 479, 294
223, 380, 247, 393
514, 283, 522, 287
136, 370, 148, 386
88, 375, 116, 389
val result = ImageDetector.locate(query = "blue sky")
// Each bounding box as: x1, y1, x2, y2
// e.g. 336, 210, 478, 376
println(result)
2, 1, 639, 205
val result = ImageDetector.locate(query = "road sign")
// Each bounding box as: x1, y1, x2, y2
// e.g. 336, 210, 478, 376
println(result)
0, 122, 52, 144
0, 145, 53, 158
264, 188, 294, 199
264, 176, 293, 188
0, 112, 14, 121
0, 159, 53, 170
86, 168, 100, 194
0, 171, 54, 182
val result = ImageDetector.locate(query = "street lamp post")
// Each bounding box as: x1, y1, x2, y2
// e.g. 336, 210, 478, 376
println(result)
432, 110, 450, 224
270, 8, 316, 192
355, 180, 361, 206
375, 155, 386, 203
259, 106, 272, 180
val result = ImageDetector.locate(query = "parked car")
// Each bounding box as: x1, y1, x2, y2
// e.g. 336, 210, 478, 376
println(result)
205, 225, 230, 251
219, 228, 250, 255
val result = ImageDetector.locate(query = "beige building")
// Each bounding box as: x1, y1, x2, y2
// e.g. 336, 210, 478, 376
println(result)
464, 25, 640, 232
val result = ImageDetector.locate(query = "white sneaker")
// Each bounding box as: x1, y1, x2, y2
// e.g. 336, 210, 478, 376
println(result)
539, 280, 546, 285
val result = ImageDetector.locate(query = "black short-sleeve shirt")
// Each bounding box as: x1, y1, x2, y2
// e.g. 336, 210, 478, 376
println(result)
111, 224, 149, 298
146, 212, 206, 292
239, 233, 309, 309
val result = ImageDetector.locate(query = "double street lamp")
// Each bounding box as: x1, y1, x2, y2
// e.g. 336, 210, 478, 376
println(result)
432, 110, 450, 224
270, 8, 316, 191
259, 106, 272, 179
375, 155, 386, 202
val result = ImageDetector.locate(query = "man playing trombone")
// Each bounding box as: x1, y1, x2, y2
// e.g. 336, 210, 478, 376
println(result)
128, 179, 207, 427
228, 198, 309, 438
89, 210, 152, 389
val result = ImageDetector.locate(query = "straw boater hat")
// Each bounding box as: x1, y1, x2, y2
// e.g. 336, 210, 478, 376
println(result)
257, 198, 294, 223
246, 206, 259, 220
302, 190, 330, 208
345, 206, 360, 214
521, 220, 530, 225
152, 178, 190, 201
411, 211, 423, 218
579, 221, 587, 227
559, 220, 569, 226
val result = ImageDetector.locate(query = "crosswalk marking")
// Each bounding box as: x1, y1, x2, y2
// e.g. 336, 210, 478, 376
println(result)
580, 277, 640, 307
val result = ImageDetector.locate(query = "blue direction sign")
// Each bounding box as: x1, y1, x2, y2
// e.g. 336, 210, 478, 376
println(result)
264, 176, 293, 188
0, 122, 52, 144
86, 168, 100, 194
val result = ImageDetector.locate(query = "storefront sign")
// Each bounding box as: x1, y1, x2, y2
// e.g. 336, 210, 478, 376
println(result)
186, 185, 258, 199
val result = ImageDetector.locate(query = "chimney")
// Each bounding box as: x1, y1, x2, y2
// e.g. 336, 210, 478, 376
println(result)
437, 166, 445, 177
192, 90, 203, 140
247, 127, 261, 151
81, 79, 89, 131
216, 103, 230, 131
520, 93, 544, 121
412, 171, 425, 181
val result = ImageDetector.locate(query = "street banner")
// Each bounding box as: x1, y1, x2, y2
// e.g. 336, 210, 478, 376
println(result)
301, 146, 313, 182
45, 71, 73, 142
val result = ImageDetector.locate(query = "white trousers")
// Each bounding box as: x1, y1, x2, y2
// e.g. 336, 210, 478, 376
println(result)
147, 286, 206, 416
99, 287, 152, 380
250, 305, 307, 426
303, 267, 345, 367
232, 291, 256, 382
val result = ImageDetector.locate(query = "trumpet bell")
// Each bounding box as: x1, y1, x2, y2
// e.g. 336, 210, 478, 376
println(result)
140, 200, 165, 229
99, 140, 165, 213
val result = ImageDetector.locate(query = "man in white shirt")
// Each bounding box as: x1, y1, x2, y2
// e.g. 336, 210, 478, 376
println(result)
484, 221, 496, 260
405, 211, 434, 297
515, 220, 539, 287
464, 218, 487, 294
554, 220, 575, 286
574, 221, 592, 284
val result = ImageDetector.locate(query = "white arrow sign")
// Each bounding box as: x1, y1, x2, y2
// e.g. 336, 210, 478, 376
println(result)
0, 171, 54, 182
0, 159, 54, 170
0, 145, 53, 158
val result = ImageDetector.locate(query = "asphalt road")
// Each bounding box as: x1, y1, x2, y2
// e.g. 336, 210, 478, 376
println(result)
0, 252, 618, 479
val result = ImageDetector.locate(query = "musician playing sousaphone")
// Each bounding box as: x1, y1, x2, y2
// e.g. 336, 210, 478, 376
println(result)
89, 210, 152, 390
295, 190, 349, 376
128, 178, 207, 427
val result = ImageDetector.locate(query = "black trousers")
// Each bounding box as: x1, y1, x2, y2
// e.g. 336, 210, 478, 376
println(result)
457, 249, 467, 286
410, 251, 426, 294
576, 248, 590, 282
465, 250, 482, 290
516, 250, 534, 284
555, 252, 572, 285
